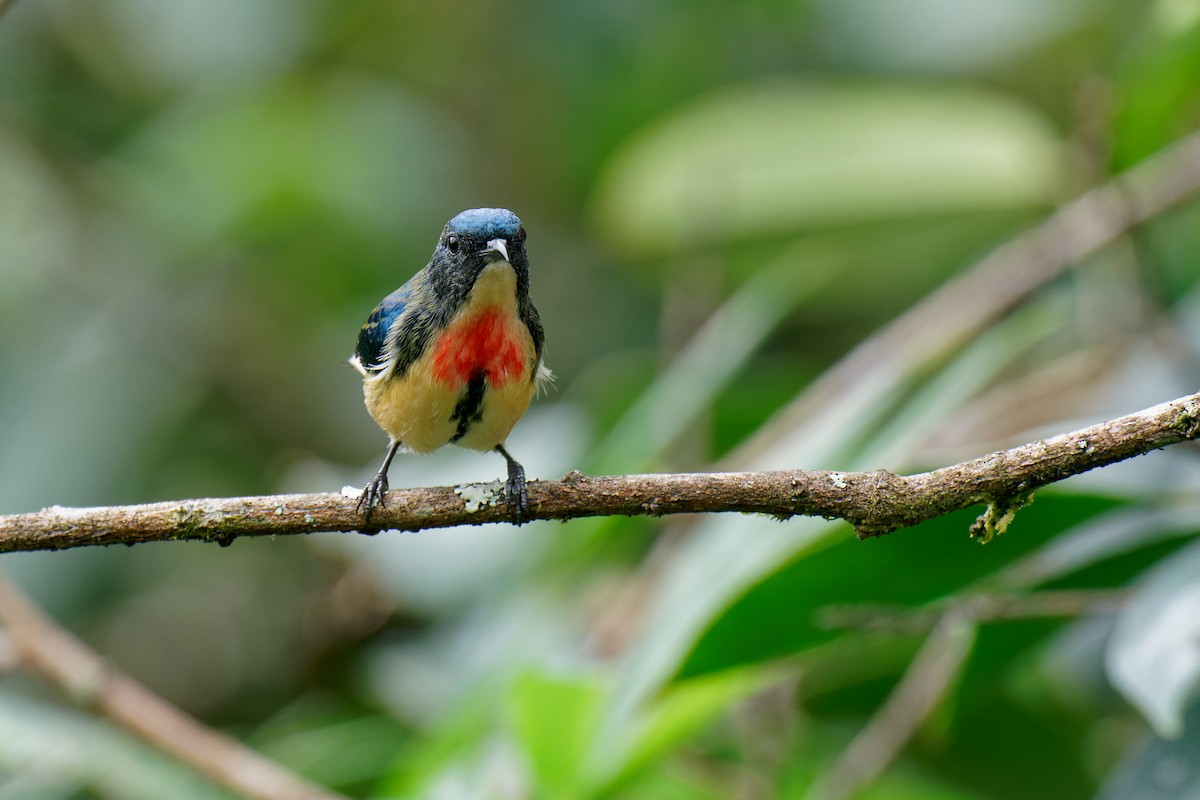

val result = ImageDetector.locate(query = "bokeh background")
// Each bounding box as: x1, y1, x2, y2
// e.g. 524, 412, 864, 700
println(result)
3, 0, 1200, 798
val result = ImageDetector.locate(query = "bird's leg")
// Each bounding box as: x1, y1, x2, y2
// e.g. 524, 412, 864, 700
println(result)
357, 439, 401, 520
495, 444, 530, 524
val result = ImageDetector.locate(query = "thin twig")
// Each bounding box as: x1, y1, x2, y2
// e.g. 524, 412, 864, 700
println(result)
0, 391, 1197, 552
816, 588, 1130, 634
806, 588, 1127, 799
805, 613, 978, 800
0, 572, 348, 800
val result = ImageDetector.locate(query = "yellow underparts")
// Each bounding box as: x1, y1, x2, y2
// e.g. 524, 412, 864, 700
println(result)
362, 262, 538, 453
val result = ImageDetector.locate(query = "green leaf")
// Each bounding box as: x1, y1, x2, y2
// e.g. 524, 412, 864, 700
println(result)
591, 80, 1061, 256
600, 667, 770, 792
988, 504, 1200, 593
371, 692, 496, 798
856, 768, 989, 800
606, 770, 730, 800
508, 669, 605, 795
1112, 3, 1200, 170
682, 494, 1118, 680
252, 709, 408, 791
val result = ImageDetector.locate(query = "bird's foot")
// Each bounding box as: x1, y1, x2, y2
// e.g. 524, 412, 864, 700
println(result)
505, 465, 530, 524
356, 472, 389, 520
497, 445, 531, 525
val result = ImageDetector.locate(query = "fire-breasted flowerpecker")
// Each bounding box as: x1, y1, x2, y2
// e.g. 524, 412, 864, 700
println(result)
350, 208, 548, 522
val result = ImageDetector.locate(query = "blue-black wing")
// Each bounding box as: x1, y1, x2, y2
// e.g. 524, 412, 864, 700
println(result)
355, 284, 412, 373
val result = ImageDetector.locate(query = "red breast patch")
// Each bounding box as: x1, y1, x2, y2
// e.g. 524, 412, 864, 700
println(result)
431, 308, 526, 387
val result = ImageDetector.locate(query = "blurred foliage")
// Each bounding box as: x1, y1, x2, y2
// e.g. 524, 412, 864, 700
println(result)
3, 0, 1200, 798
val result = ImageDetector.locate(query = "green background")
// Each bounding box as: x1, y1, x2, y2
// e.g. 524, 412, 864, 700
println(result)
2, 0, 1200, 797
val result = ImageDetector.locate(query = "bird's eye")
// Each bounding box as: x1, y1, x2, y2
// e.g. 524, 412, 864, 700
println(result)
517, 228, 527, 243
446, 234, 460, 254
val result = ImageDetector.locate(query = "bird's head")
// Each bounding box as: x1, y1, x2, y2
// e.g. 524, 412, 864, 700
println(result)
428, 207, 527, 288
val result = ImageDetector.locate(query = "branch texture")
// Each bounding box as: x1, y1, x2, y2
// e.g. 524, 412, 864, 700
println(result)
2, 392, 1198, 552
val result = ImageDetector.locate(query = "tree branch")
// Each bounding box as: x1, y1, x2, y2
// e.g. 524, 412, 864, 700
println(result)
0, 571, 348, 800
1, 391, 1197, 552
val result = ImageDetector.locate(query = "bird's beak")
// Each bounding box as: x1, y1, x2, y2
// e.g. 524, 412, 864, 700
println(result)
479, 238, 510, 264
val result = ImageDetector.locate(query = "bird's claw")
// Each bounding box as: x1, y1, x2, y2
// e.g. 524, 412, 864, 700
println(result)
356, 473, 389, 520
495, 444, 532, 525
504, 463, 530, 525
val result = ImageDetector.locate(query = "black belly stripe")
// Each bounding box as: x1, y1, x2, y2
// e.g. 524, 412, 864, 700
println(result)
450, 372, 487, 442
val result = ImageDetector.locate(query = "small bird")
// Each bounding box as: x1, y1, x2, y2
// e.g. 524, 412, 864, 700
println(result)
350, 208, 548, 523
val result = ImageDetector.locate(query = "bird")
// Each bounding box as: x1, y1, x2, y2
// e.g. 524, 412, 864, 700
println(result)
349, 208, 548, 523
